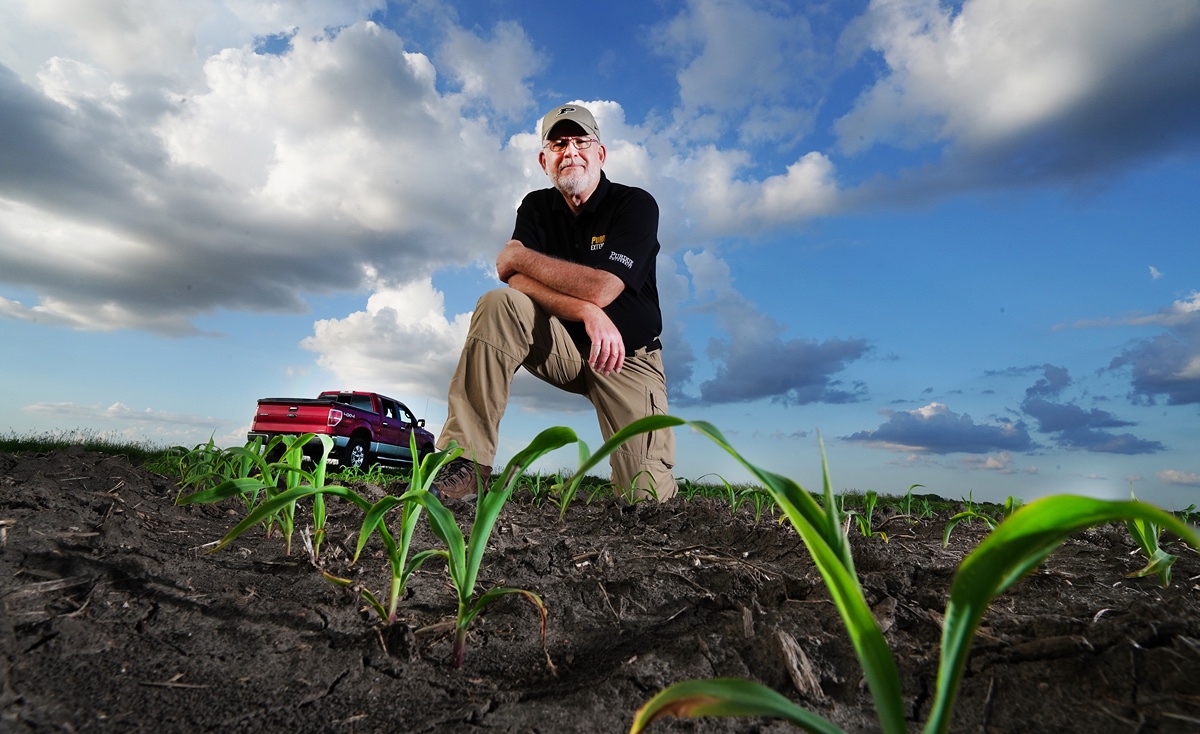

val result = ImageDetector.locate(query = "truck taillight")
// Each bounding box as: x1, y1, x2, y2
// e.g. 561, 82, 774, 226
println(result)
328, 409, 343, 426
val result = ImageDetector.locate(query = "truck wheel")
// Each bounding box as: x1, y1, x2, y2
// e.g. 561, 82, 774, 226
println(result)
343, 438, 370, 470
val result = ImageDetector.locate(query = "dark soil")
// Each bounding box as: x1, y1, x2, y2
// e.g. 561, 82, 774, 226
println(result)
2, 448, 1199, 733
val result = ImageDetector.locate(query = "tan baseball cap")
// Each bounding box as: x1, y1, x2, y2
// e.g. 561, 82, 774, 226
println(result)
540, 104, 599, 141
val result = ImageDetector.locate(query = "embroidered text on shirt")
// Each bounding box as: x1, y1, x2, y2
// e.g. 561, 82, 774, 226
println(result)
609, 251, 634, 269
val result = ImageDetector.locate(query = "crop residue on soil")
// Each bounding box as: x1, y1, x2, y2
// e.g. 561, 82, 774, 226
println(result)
2, 448, 1199, 733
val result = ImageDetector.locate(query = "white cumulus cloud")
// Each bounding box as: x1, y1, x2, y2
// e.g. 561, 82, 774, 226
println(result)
1157, 469, 1200, 487
301, 277, 471, 399
837, 0, 1200, 153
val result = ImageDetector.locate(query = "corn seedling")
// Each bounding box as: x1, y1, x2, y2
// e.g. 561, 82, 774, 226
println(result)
405, 427, 577, 668
195, 434, 435, 627
941, 496, 1021, 547
897, 483, 926, 523
516, 469, 566, 506
1180, 503, 1198, 524
174, 436, 239, 495
338, 434, 462, 624
177, 433, 334, 558
696, 473, 742, 515
174, 434, 282, 501
336, 462, 393, 484
267, 433, 336, 558
584, 480, 615, 505
675, 477, 706, 501
1125, 491, 1178, 588
625, 469, 661, 505
747, 487, 775, 525
845, 489, 887, 542
941, 491, 1002, 547
553, 415, 1200, 734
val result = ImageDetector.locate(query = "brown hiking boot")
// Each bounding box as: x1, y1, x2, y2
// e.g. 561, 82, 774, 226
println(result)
431, 457, 491, 500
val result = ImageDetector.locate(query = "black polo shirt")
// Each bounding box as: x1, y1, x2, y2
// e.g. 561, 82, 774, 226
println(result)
511, 172, 663, 354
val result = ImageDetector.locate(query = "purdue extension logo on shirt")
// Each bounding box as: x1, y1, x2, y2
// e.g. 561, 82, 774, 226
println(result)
609, 251, 634, 269
590, 234, 633, 269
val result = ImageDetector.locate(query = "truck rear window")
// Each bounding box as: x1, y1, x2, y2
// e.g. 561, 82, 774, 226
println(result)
335, 394, 374, 412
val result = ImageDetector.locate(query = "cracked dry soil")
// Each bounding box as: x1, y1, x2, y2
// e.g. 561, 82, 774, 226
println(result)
2, 447, 1199, 733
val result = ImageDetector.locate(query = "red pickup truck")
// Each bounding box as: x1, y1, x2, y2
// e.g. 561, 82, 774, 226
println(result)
248, 391, 436, 470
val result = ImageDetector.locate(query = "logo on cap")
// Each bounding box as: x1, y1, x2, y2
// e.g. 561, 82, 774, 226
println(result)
557, 107, 576, 116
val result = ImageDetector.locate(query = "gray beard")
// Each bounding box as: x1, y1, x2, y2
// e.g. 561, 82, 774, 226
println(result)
551, 165, 598, 198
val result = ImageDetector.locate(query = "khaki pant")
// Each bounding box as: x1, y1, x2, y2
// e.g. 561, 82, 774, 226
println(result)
439, 288, 677, 500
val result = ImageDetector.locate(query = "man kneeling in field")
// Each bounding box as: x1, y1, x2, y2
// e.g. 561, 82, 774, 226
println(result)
433, 103, 676, 502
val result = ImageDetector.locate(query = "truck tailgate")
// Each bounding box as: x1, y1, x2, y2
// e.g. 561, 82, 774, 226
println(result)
251, 401, 337, 433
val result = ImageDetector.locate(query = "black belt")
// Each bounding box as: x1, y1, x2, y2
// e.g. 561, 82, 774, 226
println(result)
644, 338, 661, 352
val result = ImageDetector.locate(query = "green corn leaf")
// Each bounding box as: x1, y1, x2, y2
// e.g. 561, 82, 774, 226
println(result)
212, 485, 320, 551
1127, 546, 1176, 588
463, 586, 548, 637
925, 495, 1200, 734
209, 484, 370, 553
320, 570, 353, 587
358, 589, 388, 624
941, 510, 998, 547
309, 435, 334, 559
556, 416, 678, 517
630, 678, 846, 734
463, 426, 577, 593
817, 445, 847, 567
177, 476, 267, 505
355, 495, 403, 563
402, 489, 468, 590
221, 445, 273, 478
565, 416, 905, 734
413, 442, 464, 494
1125, 514, 1158, 555
404, 548, 447, 577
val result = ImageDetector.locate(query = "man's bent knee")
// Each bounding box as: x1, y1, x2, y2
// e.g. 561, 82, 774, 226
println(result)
475, 288, 533, 319
467, 288, 540, 346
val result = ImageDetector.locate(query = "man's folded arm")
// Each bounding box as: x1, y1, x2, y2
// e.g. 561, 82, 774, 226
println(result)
497, 239, 624, 308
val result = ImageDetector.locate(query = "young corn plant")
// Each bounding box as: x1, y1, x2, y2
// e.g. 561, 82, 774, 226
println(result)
941, 494, 1023, 547
897, 483, 926, 524
516, 469, 567, 506
1180, 503, 1198, 524
554, 415, 1200, 734
941, 492, 998, 547
177, 433, 335, 559
747, 487, 776, 525
334, 433, 462, 625
172, 435, 245, 496
845, 489, 887, 542
405, 426, 578, 668
336, 462, 392, 484
184, 433, 435, 627
213, 436, 302, 527
675, 477, 705, 501
1125, 491, 1178, 588
703, 473, 744, 516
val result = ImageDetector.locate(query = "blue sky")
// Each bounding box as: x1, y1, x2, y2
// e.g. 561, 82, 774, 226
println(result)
2, 0, 1198, 509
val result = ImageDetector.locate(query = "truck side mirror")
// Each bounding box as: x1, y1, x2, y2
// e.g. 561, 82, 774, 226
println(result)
417, 419, 425, 427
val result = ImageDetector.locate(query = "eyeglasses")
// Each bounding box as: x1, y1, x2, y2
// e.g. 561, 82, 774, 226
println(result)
543, 136, 597, 153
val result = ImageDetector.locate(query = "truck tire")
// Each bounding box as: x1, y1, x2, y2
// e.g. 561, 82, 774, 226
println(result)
342, 437, 370, 470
